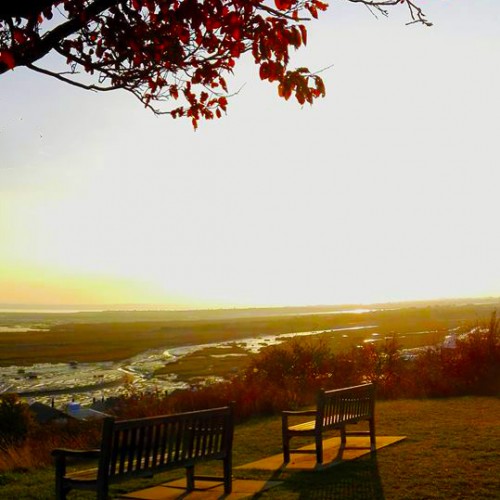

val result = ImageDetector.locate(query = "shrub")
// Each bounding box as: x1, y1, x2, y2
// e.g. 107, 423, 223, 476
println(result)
438, 313, 500, 396
242, 337, 336, 404
111, 313, 500, 422
385, 312, 500, 398
342, 337, 409, 398
0, 422, 101, 472
0, 394, 34, 448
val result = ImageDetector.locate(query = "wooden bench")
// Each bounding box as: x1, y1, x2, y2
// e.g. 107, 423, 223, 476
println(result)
52, 405, 234, 499
282, 383, 375, 464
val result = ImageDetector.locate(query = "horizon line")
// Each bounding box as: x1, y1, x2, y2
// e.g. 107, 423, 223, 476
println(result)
0, 295, 499, 314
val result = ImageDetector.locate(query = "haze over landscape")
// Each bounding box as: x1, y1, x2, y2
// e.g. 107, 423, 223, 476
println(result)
1, 4, 499, 498
1, 0, 499, 311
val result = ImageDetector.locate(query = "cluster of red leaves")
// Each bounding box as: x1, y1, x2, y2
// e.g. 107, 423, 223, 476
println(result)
0, 0, 328, 127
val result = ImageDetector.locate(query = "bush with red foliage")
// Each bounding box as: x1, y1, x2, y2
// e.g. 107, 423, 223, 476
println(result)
409, 314, 500, 398
113, 313, 499, 421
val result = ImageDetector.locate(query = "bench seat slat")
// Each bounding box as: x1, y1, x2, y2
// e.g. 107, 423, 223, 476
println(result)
66, 468, 98, 481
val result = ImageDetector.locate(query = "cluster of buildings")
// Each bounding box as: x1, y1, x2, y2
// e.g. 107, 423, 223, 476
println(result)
28, 398, 114, 425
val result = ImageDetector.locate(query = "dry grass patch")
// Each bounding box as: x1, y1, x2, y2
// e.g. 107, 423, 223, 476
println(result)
254, 397, 500, 499
156, 344, 251, 383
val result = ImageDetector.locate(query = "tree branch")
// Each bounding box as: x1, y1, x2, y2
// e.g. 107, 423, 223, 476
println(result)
0, 0, 55, 21
13, 0, 118, 69
26, 62, 121, 91
347, 0, 431, 26
256, 2, 310, 22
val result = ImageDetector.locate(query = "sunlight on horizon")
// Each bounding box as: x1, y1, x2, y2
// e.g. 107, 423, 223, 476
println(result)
1, 1, 499, 309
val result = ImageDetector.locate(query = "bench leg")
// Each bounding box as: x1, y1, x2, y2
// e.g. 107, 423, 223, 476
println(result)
340, 425, 347, 449
282, 430, 291, 463
186, 465, 195, 492
369, 417, 376, 451
96, 477, 110, 500
97, 485, 109, 500
223, 455, 232, 494
55, 485, 69, 500
54, 456, 69, 500
315, 432, 323, 464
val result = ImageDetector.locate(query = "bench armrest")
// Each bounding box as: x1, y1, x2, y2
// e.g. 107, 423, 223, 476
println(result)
282, 410, 317, 429
52, 448, 101, 480
52, 448, 101, 459
282, 410, 317, 417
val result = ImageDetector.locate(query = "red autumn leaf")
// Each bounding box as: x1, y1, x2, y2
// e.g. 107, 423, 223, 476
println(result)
308, 4, 318, 19
0, 51, 15, 70
267, 63, 276, 82
219, 77, 228, 92
278, 83, 292, 100
231, 27, 241, 40
289, 27, 301, 48
13, 30, 26, 44
230, 44, 241, 57
275, 0, 293, 10
259, 62, 270, 80
315, 77, 326, 97
299, 25, 308, 46
314, 1, 329, 12
218, 96, 228, 111
296, 90, 306, 105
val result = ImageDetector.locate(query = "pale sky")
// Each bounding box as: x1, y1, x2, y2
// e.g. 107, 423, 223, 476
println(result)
0, 0, 499, 309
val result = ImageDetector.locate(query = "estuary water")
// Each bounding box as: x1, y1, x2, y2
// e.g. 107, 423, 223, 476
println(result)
0, 325, 375, 407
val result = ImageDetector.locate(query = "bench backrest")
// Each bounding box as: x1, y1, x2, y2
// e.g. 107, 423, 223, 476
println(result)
97, 405, 233, 482
317, 383, 374, 428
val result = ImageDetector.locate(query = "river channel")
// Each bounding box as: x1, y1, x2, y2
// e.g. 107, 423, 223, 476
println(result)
0, 325, 374, 407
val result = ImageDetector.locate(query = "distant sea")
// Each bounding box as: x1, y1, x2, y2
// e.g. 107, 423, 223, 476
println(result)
0, 304, 194, 313
0, 308, 86, 313
0, 303, 372, 314
1, 297, 498, 315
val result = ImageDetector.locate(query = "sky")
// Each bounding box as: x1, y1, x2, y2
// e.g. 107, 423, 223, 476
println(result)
0, 0, 499, 310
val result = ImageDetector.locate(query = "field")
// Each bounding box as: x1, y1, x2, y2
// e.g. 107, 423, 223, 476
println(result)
1, 299, 499, 369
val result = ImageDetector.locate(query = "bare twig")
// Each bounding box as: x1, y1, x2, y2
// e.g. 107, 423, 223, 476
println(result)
26, 62, 120, 91
348, 0, 431, 26
257, 2, 310, 22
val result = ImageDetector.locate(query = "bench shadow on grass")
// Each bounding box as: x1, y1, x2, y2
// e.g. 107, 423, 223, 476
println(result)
256, 453, 385, 500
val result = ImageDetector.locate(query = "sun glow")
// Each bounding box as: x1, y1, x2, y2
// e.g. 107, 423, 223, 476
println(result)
1, 149, 498, 308
1, 1, 499, 309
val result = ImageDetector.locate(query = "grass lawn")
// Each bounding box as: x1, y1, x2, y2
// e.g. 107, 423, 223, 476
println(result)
234, 396, 500, 499
1, 397, 498, 499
